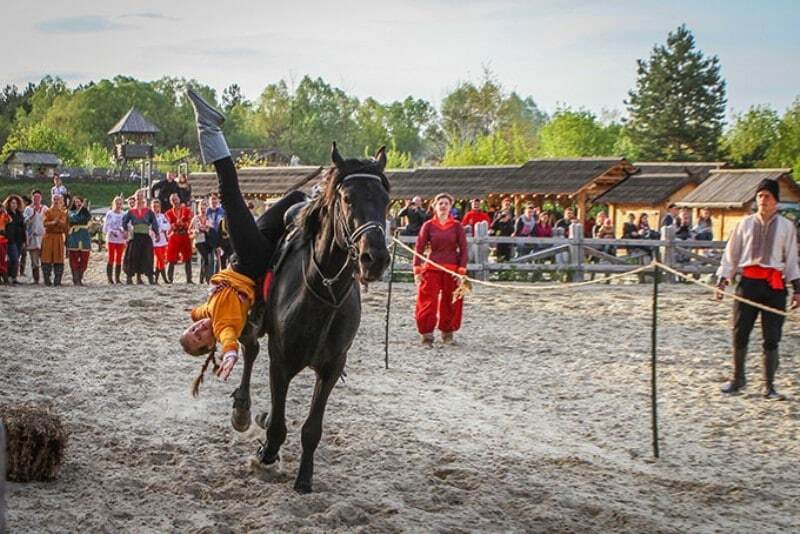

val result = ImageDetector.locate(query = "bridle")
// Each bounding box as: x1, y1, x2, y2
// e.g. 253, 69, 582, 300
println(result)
305, 172, 388, 306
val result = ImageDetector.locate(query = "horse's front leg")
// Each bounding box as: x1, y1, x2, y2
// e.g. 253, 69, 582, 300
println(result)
231, 336, 258, 432
257, 360, 291, 465
294, 359, 344, 494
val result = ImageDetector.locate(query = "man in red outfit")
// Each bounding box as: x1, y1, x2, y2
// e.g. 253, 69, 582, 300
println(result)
461, 198, 492, 235
413, 193, 469, 346
165, 193, 194, 283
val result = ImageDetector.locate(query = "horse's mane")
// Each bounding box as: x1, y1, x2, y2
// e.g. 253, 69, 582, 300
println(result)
298, 159, 389, 241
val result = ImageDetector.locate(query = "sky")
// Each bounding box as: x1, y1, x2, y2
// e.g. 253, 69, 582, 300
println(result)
2, 0, 798, 119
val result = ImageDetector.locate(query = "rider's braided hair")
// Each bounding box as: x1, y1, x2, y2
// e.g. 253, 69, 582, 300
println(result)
190, 346, 219, 398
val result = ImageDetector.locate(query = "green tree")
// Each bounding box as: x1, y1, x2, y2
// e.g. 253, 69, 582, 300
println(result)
1, 122, 78, 164
222, 83, 245, 112
625, 25, 727, 160
0, 83, 35, 148
442, 127, 533, 166
251, 80, 293, 154
722, 105, 780, 167
538, 109, 620, 157
78, 142, 113, 168
766, 98, 800, 177
440, 71, 544, 162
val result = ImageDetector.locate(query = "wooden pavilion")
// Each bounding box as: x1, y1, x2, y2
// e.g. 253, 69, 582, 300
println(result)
496, 158, 635, 219
189, 166, 324, 200
676, 169, 800, 240
594, 161, 726, 236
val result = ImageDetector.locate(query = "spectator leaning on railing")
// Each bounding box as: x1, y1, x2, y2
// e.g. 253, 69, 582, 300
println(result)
461, 198, 492, 235
513, 204, 537, 257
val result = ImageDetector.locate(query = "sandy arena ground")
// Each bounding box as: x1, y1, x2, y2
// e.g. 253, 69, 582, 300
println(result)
2, 255, 799, 533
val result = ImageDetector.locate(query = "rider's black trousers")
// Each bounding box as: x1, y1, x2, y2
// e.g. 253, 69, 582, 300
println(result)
214, 157, 307, 281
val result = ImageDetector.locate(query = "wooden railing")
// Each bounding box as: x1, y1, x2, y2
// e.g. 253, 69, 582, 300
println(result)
388, 221, 729, 283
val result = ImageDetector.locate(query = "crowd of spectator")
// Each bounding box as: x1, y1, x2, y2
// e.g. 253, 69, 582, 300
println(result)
392, 197, 716, 263
0, 173, 233, 286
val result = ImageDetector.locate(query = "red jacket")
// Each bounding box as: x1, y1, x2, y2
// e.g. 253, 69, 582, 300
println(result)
166, 206, 193, 235
413, 217, 468, 275
461, 209, 492, 232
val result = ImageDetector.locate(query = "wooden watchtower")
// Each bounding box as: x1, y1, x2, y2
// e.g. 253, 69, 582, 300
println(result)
108, 107, 159, 190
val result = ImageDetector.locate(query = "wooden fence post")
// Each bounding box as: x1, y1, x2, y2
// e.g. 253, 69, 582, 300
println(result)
475, 221, 490, 281
661, 225, 677, 283
569, 222, 584, 283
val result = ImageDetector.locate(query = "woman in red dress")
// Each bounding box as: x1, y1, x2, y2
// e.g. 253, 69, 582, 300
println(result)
413, 193, 468, 346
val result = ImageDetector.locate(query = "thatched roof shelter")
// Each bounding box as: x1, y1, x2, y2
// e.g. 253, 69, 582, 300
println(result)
107, 107, 159, 135
499, 158, 634, 196
632, 161, 726, 180
594, 173, 699, 204
388, 166, 517, 199
189, 166, 323, 199
674, 169, 800, 240
676, 169, 800, 208
3, 150, 62, 167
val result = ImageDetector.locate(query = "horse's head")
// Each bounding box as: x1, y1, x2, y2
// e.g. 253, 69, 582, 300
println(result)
327, 143, 391, 282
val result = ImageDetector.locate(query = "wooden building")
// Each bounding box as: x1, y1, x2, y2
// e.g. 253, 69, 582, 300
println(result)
388, 159, 634, 218
498, 158, 635, 219
676, 169, 800, 240
388, 165, 516, 210
594, 162, 726, 236
189, 166, 324, 200
108, 107, 159, 161
3, 150, 62, 178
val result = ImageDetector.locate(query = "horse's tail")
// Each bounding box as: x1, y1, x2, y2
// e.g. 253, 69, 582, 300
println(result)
191, 347, 219, 398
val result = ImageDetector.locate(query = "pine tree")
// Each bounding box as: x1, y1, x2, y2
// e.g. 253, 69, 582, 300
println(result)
625, 25, 726, 160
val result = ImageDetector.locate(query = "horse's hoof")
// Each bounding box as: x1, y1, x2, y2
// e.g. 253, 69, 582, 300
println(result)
255, 411, 269, 430
256, 444, 280, 465
231, 408, 251, 432
294, 480, 312, 494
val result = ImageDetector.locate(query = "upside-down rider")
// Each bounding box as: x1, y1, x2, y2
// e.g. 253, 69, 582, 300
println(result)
180, 88, 306, 389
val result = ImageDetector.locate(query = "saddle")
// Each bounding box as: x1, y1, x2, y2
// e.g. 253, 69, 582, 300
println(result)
245, 226, 305, 339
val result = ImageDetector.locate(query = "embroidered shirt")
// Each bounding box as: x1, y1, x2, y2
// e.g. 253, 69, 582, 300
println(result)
718, 212, 799, 283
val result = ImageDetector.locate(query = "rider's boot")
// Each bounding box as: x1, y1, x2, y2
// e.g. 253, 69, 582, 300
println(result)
186, 88, 230, 164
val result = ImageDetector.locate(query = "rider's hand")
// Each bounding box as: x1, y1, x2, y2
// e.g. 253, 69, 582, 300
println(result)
217, 352, 238, 382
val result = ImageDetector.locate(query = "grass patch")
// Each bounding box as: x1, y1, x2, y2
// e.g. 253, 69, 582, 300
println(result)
0, 179, 139, 209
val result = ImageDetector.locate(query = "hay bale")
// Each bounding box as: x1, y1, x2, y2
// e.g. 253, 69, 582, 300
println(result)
0, 404, 67, 482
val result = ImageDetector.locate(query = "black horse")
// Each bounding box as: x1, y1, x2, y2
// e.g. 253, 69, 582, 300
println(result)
232, 144, 391, 493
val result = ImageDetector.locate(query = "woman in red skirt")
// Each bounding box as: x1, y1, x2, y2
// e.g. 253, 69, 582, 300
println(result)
413, 192, 468, 346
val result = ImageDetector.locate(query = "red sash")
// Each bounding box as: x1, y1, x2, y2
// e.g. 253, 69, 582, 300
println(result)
262, 271, 274, 301
742, 265, 784, 290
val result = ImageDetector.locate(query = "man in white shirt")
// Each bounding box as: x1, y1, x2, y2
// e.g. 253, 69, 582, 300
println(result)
716, 179, 800, 400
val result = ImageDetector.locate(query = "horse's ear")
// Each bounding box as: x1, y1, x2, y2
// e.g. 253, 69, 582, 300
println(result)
331, 142, 345, 170
374, 145, 387, 172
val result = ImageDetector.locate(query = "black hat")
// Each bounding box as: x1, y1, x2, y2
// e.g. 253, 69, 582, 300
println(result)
755, 179, 780, 202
